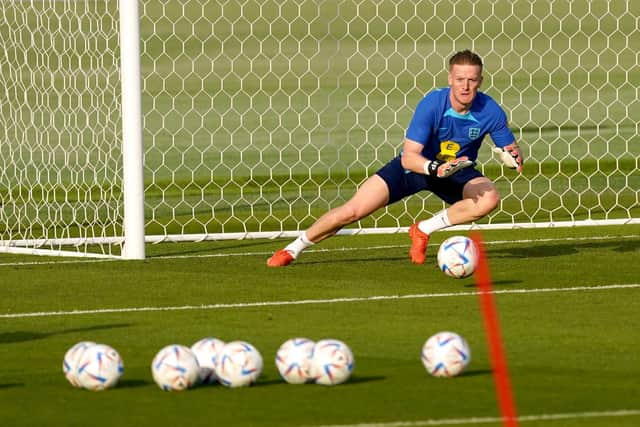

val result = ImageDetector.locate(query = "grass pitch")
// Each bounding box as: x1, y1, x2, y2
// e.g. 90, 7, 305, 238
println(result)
1, 225, 639, 426
0, 3, 638, 426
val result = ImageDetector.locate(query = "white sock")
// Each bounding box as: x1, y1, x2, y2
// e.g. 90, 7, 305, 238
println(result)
417, 210, 451, 235
284, 232, 314, 258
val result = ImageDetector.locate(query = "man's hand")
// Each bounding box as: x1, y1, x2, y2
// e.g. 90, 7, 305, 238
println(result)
424, 157, 474, 178
493, 143, 523, 173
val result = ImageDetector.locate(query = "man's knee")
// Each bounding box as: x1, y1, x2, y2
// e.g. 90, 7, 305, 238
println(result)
479, 190, 500, 215
333, 203, 363, 225
463, 179, 500, 217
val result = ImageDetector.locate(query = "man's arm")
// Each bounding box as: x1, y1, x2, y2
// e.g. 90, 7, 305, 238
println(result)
400, 138, 430, 172
400, 138, 473, 178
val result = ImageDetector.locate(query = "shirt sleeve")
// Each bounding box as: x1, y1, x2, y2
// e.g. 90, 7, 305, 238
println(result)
405, 92, 440, 144
489, 106, 516, 148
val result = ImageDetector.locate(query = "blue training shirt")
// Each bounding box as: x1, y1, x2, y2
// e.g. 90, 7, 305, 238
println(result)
405, 88, 515, 162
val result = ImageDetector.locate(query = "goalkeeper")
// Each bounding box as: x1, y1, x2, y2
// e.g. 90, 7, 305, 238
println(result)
267, 49, 523, 267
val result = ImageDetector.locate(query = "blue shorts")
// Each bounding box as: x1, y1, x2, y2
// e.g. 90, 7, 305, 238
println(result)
375, 156, 484, 205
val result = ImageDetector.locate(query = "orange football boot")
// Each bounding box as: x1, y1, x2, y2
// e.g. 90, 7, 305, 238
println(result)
267, 249, 295, 267
408, 223, 429, 264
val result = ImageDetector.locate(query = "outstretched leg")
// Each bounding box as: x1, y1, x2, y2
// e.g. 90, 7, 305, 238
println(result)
267, 175, 390, 267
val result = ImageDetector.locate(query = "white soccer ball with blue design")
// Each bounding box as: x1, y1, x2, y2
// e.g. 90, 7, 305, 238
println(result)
63, 341, 96, 387
309, 339, 354, 385
191, 337, 226, 384
421, 331, 471, 377
76, 343, 124, 390
275, 337, 315, 384
151, 344, 200, 391
215, 341, 263, 388
437, 235, 478, 279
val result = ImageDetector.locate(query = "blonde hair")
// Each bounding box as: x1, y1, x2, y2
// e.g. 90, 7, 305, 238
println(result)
448, 50, 483, 72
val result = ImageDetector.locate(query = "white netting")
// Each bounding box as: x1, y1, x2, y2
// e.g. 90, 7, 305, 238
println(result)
142, 0, 639, 239
0, 0, 122, 256
0, 0, 638, 257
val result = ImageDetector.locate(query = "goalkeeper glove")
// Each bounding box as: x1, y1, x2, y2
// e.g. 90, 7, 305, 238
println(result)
492, 142, 523, 173
424, 157, 474, 178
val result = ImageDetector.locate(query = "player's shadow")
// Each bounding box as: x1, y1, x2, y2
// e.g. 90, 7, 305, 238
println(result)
488, 239, 639, 259
0, 323, 132, 345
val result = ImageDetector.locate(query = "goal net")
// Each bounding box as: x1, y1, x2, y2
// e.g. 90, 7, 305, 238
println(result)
1, 0, 638, 258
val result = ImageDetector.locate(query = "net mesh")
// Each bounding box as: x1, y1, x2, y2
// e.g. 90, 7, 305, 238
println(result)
0, 0, 638, 256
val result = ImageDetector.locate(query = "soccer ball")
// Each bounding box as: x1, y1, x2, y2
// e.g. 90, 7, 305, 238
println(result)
437, 235, 478, 279
63, 341, 96, 387
275, 337, 315, 384
191, 337, 226, 384
309, 339, 354, 385
215, 341, 263, 388
421, 331, 471, 377
151, 344, 200, 391
75, 343, 124, 391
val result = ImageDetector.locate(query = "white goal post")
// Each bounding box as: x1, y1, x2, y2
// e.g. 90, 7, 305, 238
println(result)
0, 0, 638, 259
119, 0, 145, 259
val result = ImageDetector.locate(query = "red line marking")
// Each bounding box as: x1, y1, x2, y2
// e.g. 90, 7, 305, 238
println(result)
471, 231, 519, 427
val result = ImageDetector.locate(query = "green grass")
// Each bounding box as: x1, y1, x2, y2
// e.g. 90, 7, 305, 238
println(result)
1, 225, 639, 426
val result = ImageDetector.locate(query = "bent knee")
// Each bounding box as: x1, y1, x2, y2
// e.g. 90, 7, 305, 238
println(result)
476, 190, 500, 215
484, 190, 501, 209
335, 204, 365, 224
463, 178, 500, 215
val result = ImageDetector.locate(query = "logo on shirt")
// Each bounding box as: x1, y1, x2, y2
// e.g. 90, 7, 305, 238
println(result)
468, 128, 481, 139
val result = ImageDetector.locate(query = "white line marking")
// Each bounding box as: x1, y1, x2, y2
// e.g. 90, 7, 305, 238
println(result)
0, 234, 636, 266
1, 284, 638, 319
306, 409, 640, 427
0, 258, 114, 267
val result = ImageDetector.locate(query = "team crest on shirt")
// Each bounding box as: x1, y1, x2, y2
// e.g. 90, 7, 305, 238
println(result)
468, 127, 481, 139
